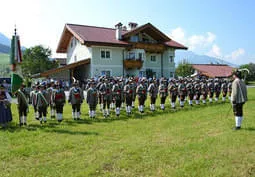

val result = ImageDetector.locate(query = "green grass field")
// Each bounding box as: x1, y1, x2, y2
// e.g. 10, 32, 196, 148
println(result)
0, 53, 9, 64
1, 89, 255, 177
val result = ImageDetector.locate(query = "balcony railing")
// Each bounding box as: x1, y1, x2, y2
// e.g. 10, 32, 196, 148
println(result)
124, 59, 143, 69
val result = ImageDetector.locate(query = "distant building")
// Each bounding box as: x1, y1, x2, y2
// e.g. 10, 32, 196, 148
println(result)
38, 22, 187, 81
192, 64, 235, 78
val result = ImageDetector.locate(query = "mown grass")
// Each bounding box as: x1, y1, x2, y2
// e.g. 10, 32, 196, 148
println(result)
0, 88, 255, 177
0, 53, 9, 64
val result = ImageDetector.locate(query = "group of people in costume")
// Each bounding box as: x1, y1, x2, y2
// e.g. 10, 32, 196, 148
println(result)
0, 71, 248, 130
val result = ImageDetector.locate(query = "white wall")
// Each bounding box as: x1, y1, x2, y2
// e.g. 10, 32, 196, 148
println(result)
67, 37, 92, 64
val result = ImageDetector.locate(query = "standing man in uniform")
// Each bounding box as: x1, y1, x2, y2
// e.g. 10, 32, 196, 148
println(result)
16, 83, 29, 126
112, 79, 122, 117
158, 78, 168, 110
52, 82, 66, 122
231, 70, 248, 130
86, 80, 98, 118
136, 78, 147, 113
147, 79, 158, 112
124, 80, 133, 115
68, 81, 84, 120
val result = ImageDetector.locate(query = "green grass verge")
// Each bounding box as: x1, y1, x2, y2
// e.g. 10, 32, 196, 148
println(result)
0, 53, 9, 64
1, 88, 255, 177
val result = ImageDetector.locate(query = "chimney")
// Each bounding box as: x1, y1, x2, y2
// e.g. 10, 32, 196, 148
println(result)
128, 22, 138, 30
115, 22, 123, 40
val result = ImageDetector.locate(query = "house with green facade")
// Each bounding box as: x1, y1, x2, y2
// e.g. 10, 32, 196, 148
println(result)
40, 22, 187, 81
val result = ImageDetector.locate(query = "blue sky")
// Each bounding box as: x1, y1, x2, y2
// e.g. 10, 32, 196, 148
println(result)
1, 0, 254, 65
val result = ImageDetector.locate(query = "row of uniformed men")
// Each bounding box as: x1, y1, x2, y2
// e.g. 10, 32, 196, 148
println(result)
15, 77, 231, 125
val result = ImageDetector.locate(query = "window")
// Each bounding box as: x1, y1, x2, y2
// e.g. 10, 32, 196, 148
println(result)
169, 56, 174, 63
128, 52, 135, 60
130, 35, 138, 42
138, 53, 143, 60
151, 55, 156, 62
70, 40, 73, 48
74, 55, 77, 62
139, 71, 145, 77
101, 49, 111, 59
170, 72, 174, 77
101, 70, 111, 77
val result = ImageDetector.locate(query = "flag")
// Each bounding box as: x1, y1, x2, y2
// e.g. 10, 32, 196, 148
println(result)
11, 73, 23, 93
10, 32, 23, 71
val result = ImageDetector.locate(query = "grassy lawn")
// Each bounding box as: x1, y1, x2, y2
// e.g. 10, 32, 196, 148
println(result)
0, 88, 255, 177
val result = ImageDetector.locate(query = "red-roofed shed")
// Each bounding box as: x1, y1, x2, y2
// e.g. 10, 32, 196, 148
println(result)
192, 64, 235, 78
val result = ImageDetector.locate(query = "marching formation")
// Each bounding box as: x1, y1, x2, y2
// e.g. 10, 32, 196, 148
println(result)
0, 76, 234, 127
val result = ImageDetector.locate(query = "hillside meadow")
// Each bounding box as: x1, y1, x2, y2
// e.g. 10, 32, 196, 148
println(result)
0, 88, 254, 177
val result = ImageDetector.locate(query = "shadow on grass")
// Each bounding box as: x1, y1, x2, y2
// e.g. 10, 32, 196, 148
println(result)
243, 127, 255, 131
44, 129, 99, 135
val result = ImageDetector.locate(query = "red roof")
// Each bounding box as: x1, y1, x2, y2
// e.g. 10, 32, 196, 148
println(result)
165, 40, 188, 50
192, 64, 235, 78
57, 23, 188, 53
67, 24, 130, 45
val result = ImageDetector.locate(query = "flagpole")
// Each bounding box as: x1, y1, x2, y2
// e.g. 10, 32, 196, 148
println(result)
10, 26, 24, 93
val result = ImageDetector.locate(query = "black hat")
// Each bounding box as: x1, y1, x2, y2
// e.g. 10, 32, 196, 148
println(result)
232, 69, 241, 78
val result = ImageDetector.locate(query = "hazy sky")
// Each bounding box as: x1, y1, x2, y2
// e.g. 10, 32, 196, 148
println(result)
1, 0, 254, 65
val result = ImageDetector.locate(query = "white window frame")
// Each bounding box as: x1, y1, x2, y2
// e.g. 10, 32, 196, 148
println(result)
150, 55, 156, 63
100, 49, 112, 60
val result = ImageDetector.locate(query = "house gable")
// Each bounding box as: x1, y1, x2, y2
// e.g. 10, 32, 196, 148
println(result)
122, 23, 171, 43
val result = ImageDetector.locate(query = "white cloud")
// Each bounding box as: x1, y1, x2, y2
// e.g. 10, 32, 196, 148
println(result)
169, 27, 249, 65
224, 48, 245, 64
169, 27, 186, 44
206, 44, 222, 57
169, 28, 216, 50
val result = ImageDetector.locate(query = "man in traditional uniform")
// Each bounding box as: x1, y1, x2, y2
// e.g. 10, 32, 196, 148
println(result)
194, 80, 201, 105
168, 79, 178, 109
86, 80, 98, 118
30, 84, 39, 120
96, 77, 103, 111
214, 78, 221, 102
207, 79, 214, 103
52, 82, 66, 122
99, 79, 112, 118
68, 81, 84, 120
112, 79, 122, 116
178, 79, 186, 108
130, 78, 137, 108
16, 83, 29, 126
221, 79, 228, 102
124, 79, 133, 115
186, 80, 194, 106
158, 78, 168, 110
35, 84, 49, 124
147, 79, 158, 111
46, 79, 56, 119
231, 70, 247, 130
136, 78, 147, 113
201, 79, 208, 104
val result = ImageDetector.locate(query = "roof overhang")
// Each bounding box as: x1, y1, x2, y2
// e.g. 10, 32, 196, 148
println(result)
56, 24, 85, 53
31, 59, 91, 78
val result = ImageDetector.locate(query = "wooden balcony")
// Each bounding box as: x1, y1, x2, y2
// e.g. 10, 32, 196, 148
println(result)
124, 59, 143, 69
129, 42, 166, 53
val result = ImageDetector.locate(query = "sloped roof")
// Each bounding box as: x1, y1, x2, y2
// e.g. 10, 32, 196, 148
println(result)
192, 64, 235, 78
57, 23, 188, 53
